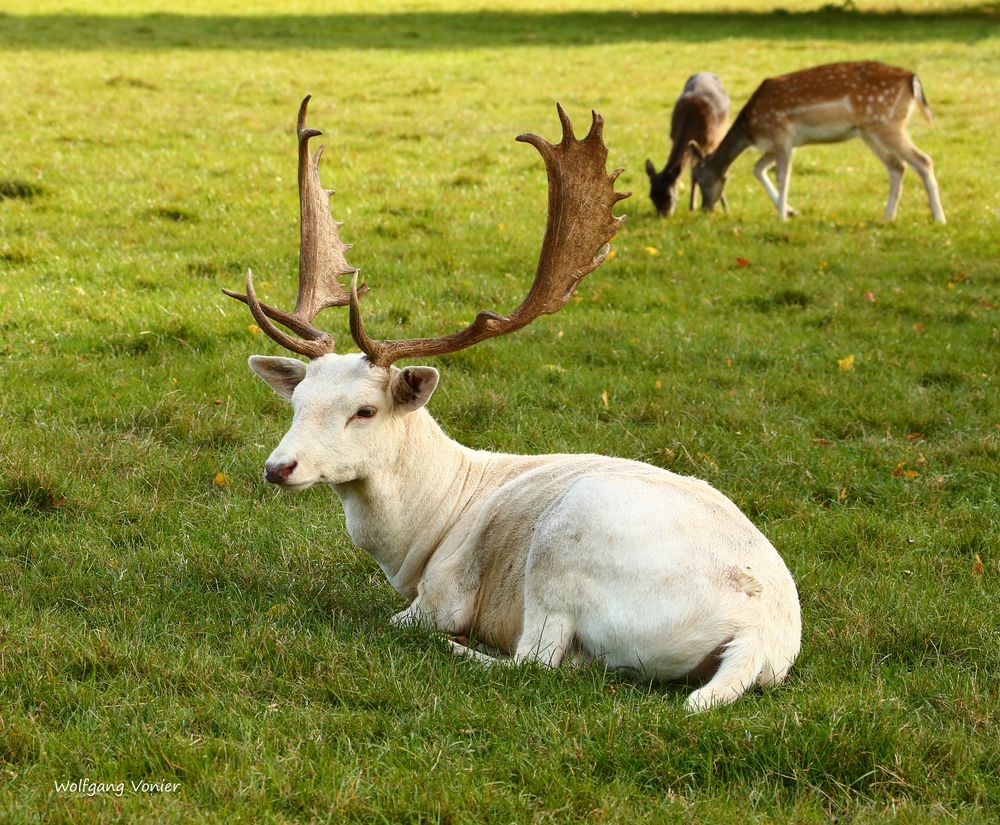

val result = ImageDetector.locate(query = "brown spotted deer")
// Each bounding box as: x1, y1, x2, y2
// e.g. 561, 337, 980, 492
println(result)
645, 72, 730, 216
691, 61, 946, 222
225, 97, 801, 712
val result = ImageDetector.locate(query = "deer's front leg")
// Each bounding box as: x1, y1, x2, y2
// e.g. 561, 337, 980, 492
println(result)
391, 575, 476, 637
447, 638, 515, 666
390, 602, 424, 628
754, 151, 780, 208
774, 148, 795, 221
755, 150, 797, 218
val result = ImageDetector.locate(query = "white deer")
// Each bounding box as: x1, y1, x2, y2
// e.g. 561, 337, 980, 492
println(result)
226, 98, 801, 712
691, 61, 946, 222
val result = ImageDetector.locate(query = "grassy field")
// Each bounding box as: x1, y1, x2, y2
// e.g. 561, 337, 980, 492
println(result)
2, 0, 999, 821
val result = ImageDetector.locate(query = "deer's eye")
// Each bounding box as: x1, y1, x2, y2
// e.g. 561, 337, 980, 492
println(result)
354, 406, 377, 420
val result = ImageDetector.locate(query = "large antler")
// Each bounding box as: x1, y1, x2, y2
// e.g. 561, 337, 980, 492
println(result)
349, 103, 630, 368
223, 95, 367, 358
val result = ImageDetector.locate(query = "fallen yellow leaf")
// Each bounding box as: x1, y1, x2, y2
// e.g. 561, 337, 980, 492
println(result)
248, 324, 262, 336
644, 246, 659, 256
837, 354, 855, 372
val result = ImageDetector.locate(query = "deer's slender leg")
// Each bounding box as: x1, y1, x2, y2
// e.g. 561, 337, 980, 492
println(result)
755, 151, 797, 218
774, 148, 795, 221
860, 131, 906, 220
901, 142, 945, 224
870, 127, 945, 224
753, 151, 780, 208
447, 639, 514, 666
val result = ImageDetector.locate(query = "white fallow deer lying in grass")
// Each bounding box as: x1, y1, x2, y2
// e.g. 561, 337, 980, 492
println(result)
645, 71, 730, 216
225, 97, 801, 711
691, 61, 946, 223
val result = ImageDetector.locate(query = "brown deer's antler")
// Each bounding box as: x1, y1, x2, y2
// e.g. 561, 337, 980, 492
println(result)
349, 103, 630, 367
223, 95, 368, 358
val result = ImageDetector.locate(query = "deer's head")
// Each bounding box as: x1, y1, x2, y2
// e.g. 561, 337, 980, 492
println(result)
644, 159, 681, 217
227, 97, 629, 488
688, 141, 727, 212
248, 354, 438, 488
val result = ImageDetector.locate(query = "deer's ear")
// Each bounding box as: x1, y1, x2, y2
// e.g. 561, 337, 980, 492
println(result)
248, 356, 307, 401
644, 158, 656, 178
390, 366, 439, 413
687, 141, 705, 161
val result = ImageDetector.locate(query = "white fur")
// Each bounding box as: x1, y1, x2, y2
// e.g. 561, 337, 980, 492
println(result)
249, 353, 802, 712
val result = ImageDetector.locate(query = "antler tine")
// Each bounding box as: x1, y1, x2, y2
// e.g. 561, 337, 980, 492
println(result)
295, 96, 368, 318
556, 101, 576, 143
224, 95, 367, 359
349, 103, 630, 368
241, 268, 333, 359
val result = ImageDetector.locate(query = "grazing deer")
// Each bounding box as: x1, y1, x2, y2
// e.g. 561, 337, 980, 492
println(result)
645, 72, 730, 216
225, 98, 801, 712
691, 61, 946, 222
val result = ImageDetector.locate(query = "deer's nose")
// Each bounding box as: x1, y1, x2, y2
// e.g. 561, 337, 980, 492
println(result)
264, 460, 298, 485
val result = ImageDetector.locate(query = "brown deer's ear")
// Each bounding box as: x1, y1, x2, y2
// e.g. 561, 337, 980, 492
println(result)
687, 141, 705, 161
644, 159, 656, 178
390, 366, 440, 412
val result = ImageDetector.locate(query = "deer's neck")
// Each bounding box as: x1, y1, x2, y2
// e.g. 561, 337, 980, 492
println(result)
662, 142, 687, 181
664, 110, 705, 176
331, 410, 491, 598
706, 114, 753, 176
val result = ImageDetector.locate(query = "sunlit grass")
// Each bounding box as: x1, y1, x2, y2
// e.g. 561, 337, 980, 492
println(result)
1, 0, 998, 821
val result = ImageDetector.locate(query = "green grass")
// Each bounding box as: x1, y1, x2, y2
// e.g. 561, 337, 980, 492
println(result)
1, 0, 999, 821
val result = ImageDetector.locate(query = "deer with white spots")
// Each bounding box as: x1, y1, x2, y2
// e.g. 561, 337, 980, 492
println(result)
226, 97, 801, 712
691, 61, 946, 223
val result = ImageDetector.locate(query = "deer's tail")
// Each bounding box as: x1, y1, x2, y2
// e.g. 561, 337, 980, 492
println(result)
913, 75, 936, 126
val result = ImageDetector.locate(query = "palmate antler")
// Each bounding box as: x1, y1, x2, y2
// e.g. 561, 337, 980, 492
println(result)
227, 98, 629, 366
223, 95, 368, 358
352, 104, 630, 367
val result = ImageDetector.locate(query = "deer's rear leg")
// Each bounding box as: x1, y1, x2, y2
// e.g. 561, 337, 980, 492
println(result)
868, 127, 945, 224
861, 131, 906, 220
901, 142, 946, 224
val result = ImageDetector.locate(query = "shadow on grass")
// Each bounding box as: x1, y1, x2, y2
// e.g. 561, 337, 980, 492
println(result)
0, 8, 997, 51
